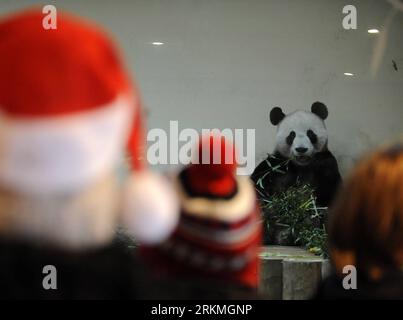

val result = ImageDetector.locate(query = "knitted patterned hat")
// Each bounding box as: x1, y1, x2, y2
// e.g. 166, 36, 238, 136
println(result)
0, 10, 178, 245
143, 135, 262, 288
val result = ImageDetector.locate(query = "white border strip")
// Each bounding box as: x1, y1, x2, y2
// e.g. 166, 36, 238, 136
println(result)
178, 214, 259, 245
0, 96, 134, 194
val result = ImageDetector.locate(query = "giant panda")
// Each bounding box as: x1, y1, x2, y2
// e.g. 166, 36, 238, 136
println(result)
251, 102, 342, 244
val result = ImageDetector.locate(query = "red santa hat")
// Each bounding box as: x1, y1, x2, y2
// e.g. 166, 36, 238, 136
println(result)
0, 10, 178, 245
143, 134, 262, 289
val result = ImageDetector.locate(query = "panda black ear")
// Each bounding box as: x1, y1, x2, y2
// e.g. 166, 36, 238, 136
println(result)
311, 101, 328, 120
270, 107, 285, 125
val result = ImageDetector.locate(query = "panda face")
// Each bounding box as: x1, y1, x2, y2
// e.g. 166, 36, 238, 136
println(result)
275, 111, 328, 166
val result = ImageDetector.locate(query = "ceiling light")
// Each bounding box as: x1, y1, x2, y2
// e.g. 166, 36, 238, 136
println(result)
344, 72, 354, 76
368, 29, 379, 34
151, 41, 164, 46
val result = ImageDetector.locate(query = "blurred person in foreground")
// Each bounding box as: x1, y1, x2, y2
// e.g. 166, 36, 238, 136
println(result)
141, 134, 264, 299
0, 9, 178, 299
315, 142, 403, 299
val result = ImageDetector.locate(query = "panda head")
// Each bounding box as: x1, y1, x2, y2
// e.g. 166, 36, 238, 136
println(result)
270, 102, 329, 166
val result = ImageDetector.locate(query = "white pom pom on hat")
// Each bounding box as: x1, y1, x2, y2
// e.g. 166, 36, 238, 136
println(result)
122, 171, 179, 245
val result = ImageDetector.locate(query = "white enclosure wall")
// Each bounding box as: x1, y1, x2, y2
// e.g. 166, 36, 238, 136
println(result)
1, 0, 402, 176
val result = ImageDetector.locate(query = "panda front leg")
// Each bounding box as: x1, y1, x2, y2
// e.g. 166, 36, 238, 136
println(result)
312, 151, 342, 207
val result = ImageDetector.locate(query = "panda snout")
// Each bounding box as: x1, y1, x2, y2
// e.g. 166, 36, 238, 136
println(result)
295, 147, 308, 154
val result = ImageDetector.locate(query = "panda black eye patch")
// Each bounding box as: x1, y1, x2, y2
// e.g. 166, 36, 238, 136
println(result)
286, 131, 296, 146
307, 129, 318, 144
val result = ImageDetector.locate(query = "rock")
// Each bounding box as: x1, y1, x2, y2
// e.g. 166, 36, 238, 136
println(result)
282, 259, 322, 300
259, 258, 283, 299
259, 246, 329, 300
